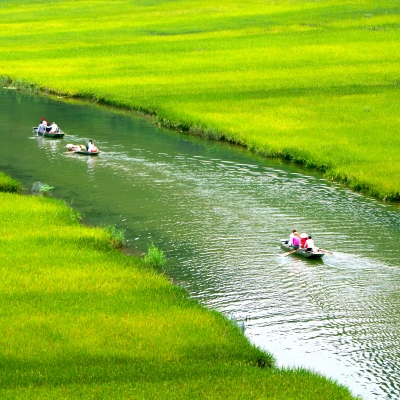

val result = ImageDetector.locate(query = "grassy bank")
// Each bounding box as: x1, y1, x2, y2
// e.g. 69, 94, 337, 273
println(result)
1, 0, 399, 199
0, 180, 358, 398
0, 172, 21, 192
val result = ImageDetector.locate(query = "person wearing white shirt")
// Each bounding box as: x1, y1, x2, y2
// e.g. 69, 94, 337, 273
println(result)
288, 229, 296, 247
37, 121, 46, 134
87, 140, 94, 152
305, 235, 315, 251
86, 140, 98, 153
50, 122, 59, 133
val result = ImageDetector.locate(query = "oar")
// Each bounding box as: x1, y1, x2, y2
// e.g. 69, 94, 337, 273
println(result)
282, 249, 297, 257
319, 248, 333, 255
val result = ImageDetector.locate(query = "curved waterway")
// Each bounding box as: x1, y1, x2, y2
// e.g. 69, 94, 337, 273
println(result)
1, 89, 400, 399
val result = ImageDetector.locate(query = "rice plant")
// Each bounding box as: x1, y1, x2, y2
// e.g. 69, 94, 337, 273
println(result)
1, 0, 399, 199
143, 242, 167, 270
0, 176, 358, 399
104, 224, 126, 248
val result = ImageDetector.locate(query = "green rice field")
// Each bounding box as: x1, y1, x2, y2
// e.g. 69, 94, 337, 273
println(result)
1, 0, 399, 199
0, 189, 358, 398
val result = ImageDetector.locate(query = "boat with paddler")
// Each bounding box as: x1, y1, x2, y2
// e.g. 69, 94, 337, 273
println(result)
66, 143, 100, 156
280, 239, 326, 259
33, 127, 65, 138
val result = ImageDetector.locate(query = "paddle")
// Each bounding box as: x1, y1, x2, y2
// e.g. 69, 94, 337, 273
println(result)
282, 249, 297, 257
319, 248, 333, 255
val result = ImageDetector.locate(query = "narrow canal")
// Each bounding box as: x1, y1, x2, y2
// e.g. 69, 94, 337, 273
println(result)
1, 89, 399, 400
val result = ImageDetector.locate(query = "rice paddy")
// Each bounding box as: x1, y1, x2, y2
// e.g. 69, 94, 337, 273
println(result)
0, 189, 358, 398
0, 0, 396, 396
0, 0, 399, 199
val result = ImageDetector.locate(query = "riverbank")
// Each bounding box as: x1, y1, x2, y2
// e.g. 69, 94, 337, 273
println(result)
0, 177, 358, 399
1, 0, 399, 200
0, 172, 21, 192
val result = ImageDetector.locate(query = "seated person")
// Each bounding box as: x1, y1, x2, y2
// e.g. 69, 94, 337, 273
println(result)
300, 233, 308, 248
305, 235, 315, 251
86, 140, 98, 152
50, 122, 59, 133
288, 230, 300, 248
37, 121, 46, 134
292, 232, 301, 248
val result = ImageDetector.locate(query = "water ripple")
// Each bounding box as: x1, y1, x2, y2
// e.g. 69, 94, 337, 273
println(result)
2, 89, 400, 400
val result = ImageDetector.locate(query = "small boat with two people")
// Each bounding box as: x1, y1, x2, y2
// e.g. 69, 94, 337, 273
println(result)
66, 140, 100, 156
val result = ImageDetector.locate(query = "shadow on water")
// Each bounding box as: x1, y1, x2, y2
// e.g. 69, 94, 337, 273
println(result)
1, 89, 400, 400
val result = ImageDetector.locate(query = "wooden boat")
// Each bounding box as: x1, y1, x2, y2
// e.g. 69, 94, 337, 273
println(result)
280, 239, 325, 259
66, 143, 99, 156
33, 127, 65, 138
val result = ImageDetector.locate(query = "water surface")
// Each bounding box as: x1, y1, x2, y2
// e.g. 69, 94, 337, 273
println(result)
1, 89, 400, 400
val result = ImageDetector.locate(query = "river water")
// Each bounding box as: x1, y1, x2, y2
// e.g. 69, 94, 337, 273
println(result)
1, 88, 399, 399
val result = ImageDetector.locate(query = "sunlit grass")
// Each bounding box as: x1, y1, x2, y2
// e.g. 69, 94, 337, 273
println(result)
1, 0, 399, 199
143, 242, 167, 270
0, 189, 358, 398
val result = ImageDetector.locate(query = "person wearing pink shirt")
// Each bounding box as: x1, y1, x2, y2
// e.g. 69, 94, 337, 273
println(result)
288, 229, 301, 249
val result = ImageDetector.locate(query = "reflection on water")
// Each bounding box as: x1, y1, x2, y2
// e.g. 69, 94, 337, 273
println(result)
36, 135, 64, 155
1, 89, 400, 400
64, 152, 99, 173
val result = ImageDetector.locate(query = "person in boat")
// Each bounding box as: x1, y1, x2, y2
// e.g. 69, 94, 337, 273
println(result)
46, 121, 52, 132
292, 231, 301, 248
86, 140, 94, 152
304, 235, 315, 251
86, 140, 99, 153
49, 122, 59, 134
37, 119, 47, 134
288, 229, 300, 248
300, 233, 308, 248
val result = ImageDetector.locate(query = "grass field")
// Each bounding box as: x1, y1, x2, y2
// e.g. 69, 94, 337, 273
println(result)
0, 188, 358, 399
1, 0, 399, 199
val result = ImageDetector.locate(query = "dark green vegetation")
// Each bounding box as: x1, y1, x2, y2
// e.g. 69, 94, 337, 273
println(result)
1, 0, 399, 199
0, 180, 358, 398
0, 171, 21, 192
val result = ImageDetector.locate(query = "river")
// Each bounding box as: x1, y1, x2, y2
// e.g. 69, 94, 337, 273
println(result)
1, 88, 399, 399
